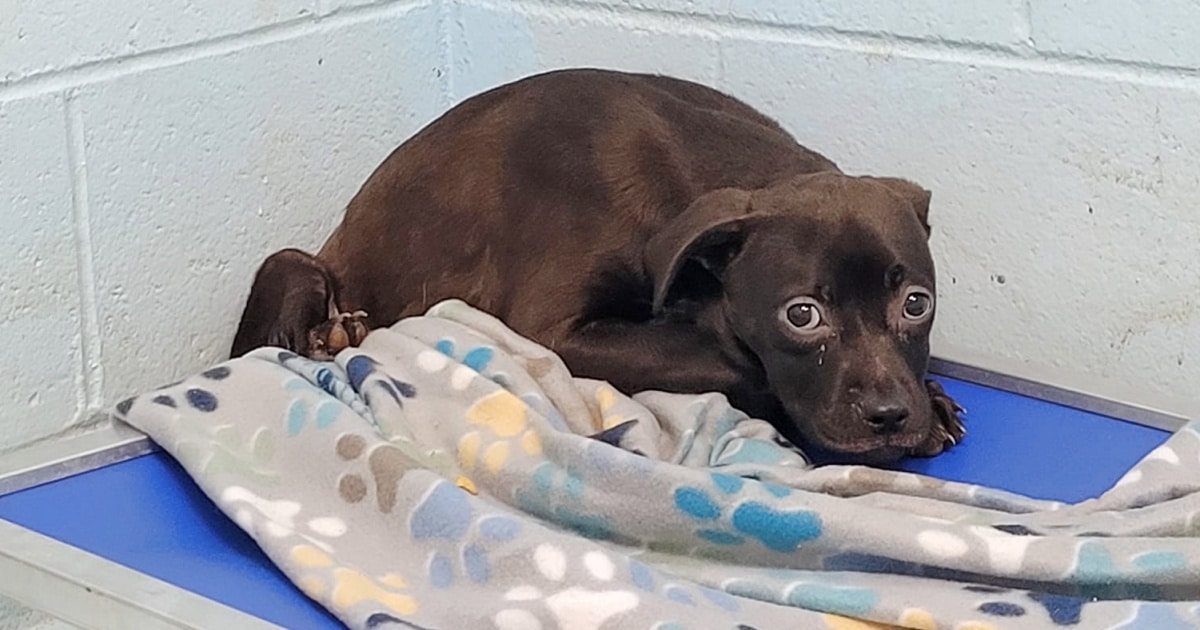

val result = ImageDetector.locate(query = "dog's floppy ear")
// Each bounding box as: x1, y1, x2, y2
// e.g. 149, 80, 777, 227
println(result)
645, 188, 755, 314
868, 177, 933, 236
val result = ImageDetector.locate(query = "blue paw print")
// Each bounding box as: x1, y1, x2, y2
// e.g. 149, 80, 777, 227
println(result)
409, 480, 521, 589
116, 364, 230, 417
1069, 542, 1165, 599
673, 473, 822, 552
346, 355, 417, 405
627, 559, 742, 616
435, 339, 493, 371
723, 574, 877, 618
514, 461, 613, 540
784, 582, 879, 616
282, 378, 345, 436
436, 339, 511, 386
1132, 550, 1189, 577
1025, 592, 1085, 625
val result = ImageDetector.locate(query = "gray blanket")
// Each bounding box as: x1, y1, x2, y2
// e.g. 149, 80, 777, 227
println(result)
115, 300, 1200, 630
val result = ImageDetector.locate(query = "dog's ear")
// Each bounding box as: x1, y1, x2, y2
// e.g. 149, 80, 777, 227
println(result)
868, 177, 932, 236
645, 188, 755, 314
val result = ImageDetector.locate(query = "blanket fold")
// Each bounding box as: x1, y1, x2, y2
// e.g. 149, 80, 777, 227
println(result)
115, 300, 1200, 630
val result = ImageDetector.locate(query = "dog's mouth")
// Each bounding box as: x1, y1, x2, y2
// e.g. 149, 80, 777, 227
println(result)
796, 410, 932, 462
819, 431, 926, 454
799, 430, 927, 465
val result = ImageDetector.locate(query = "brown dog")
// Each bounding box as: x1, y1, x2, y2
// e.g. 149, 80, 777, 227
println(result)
230, 68, 964, 463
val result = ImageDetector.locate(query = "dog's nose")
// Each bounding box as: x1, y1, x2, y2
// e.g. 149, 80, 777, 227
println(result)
865, 404, 909, 434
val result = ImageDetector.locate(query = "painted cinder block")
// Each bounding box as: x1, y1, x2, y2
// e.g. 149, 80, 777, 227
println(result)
567, 0, 1026, 46
451, 2, 720, 103
1032, 0, 1200, 69
323, 0, 415, 13
1, 0, 315, 82
76, 4, 447, 405
721, 36, 1200, 395
0, 93, 83, 445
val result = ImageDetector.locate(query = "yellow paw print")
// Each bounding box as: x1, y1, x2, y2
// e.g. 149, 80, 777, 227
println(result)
290, 545, 418, 615
595, 386, 626, 430
459, 391, 543, 476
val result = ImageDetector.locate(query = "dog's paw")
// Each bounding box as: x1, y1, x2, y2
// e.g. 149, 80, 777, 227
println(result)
911, 379, 966, 458
307, 310, 370, 360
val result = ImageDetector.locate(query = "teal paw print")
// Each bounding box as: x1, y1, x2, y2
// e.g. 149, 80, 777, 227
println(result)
674, 473, 821, 552
514, 461, 613, 540
435, 338, 514, 386
282, 378, 348, 436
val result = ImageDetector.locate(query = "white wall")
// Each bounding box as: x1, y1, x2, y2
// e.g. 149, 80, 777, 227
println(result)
2, 0, 1200, 624
1, 1, 448, 625
1, 0, 449, 453
450, 0, 1200, 413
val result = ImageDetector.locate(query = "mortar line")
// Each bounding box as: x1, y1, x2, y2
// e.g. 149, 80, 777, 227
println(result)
479, 0, 1200, 90
438, 0, 457, 108
64, 90, 104, 422
715, 26, 727, 89
0, 0, 430, 103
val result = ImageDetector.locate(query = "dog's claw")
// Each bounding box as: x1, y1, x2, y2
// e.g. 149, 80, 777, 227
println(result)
306, 310, 370, 361
911, 379, 967, 457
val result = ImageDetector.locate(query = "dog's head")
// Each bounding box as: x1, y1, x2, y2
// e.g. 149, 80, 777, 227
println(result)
647, 172, 941, 463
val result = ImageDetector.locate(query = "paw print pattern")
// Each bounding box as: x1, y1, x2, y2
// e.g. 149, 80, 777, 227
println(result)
113, 363, 231, 418
594, 386, 628, 431
626, 558, 744, 622
275, 350, 378, 426
1110, 603, 1199, 630
221, 485, 348, 552
457, 389, 544, 477
956, 584, 1102, 626
288, 543, 419, 619
494, 544, 639, 630
406, 479, 522, 590
346, 355, 418, 407
427, 338, 572, 430
514, 461, 613, 541
283, 377, 348, 436
432, 338, 506, 388
673, 473, 821, 552
175, 424, 280, 487
720, 574, 880, 621
336, 433, 413, 514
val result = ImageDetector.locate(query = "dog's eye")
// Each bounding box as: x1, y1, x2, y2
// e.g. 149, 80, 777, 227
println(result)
902, 290, 933, 320
783, 299, 823, 331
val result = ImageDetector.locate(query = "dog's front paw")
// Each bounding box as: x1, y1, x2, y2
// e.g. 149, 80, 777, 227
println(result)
911, 379, 966, 457
306, 310, 370, 360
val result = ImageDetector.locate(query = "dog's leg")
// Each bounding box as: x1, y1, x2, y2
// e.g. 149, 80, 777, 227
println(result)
230, 248, 370, 360
910, 379, 967, 457
555, 319, 757, 402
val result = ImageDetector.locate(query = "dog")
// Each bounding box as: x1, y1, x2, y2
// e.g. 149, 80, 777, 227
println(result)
230, 68, 964, 463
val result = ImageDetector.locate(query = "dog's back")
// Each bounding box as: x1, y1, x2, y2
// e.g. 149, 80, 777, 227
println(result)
317, 68, 838, 339
231, 69, 964, 460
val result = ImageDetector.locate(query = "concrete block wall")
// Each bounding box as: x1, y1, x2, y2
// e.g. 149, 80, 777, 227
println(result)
2, 0, 1199, 624
2, 0, 449, 454
2, 2, 447, 624
448, 0, 1200, 411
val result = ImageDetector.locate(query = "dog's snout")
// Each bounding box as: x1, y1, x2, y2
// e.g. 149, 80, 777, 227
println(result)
865, 403, 909, 434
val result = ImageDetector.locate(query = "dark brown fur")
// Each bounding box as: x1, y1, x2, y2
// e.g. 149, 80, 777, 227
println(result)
231, 68, 964, 463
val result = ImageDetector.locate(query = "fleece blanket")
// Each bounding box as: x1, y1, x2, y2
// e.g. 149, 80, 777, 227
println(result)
113, 300, 1200, 630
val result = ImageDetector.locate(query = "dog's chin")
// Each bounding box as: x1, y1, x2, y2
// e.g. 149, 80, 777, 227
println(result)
804, 427, 930, 465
